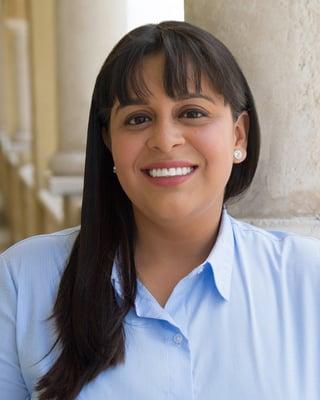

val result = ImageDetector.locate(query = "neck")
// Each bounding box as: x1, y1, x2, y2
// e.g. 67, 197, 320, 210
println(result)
133, 205, 223, 276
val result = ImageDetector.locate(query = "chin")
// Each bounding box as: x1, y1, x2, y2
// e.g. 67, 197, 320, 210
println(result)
146, 204, 196, 225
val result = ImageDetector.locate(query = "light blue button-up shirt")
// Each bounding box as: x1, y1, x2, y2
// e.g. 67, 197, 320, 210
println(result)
1, 209, 320, 399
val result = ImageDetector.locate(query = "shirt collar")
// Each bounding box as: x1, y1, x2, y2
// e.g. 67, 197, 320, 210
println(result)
204, 207, 235, 301
111, 207, 236, 302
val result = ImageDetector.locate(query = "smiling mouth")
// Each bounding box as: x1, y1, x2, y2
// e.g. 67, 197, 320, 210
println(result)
144, 166, 198, 177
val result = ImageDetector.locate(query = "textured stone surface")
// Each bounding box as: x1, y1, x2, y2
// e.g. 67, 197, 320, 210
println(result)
55, 0, 126, 154
185, 0, 320, 222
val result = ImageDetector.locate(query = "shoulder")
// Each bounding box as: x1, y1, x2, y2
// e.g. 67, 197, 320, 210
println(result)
229, 214, 320, 273
0, 226, 80, 289
0, 228, 79, 394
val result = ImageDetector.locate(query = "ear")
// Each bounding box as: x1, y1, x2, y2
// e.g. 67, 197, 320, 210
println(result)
233, 111, 249, 163
102, 127, 111, 150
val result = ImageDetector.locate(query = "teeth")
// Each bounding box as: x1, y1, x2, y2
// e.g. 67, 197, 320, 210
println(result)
148, 167, 194, 177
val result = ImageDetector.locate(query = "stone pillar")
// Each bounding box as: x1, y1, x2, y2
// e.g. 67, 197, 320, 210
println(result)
185, 0, 320, 237
49, 0, 184, 195
4, 18, 31, 157
28, 0, 58, 189
0, 4, 6, 137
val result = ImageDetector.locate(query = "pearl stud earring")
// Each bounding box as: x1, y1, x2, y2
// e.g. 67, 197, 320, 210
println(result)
233, 149, 243, 161
113, 166, 117, 174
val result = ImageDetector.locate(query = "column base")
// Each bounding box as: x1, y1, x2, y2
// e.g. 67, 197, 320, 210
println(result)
49, 151, 85, 176
48, 175, 83, 195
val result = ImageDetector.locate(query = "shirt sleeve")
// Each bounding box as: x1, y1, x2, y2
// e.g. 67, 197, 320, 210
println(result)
0, 254, 29, 399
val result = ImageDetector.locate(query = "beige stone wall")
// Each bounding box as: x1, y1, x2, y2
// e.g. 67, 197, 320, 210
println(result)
185, 0, 320, 237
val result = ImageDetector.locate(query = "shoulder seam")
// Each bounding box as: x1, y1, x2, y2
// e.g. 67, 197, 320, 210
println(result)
230, 218, 320, 244
230, 218, 292, 242
0, 228, 80, 256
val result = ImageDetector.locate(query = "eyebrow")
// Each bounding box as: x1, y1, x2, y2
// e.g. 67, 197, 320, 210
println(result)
114, 93, 216, 114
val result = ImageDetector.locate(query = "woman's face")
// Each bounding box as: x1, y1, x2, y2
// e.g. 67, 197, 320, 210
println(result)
107, 53, 248, 227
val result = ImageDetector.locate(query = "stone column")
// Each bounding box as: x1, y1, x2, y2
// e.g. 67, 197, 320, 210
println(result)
0, 5, 6, 138
28, 0, 58, 189
185, 0, 320, 237
4, 18, 31, 157
49, 0, 184, 197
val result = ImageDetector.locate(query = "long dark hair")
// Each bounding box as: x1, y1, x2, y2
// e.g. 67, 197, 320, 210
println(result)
36, 21, 260, 399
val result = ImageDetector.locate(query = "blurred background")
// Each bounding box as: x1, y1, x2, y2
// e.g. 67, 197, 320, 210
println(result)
0, 0, 319, 252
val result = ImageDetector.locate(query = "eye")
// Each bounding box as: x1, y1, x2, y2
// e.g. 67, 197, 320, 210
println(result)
126, 114, 151, 126
180, 109, 207, 119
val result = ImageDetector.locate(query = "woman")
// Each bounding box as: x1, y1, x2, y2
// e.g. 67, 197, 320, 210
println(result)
0, 21, 319, 400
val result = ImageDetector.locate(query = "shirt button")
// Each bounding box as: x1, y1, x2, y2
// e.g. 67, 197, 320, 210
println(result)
173, 333, 183, 345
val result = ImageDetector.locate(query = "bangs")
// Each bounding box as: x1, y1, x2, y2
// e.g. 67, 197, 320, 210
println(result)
109, 28, 226, 107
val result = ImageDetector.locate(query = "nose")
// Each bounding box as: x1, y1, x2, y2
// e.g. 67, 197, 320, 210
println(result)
146, 119, 185, 153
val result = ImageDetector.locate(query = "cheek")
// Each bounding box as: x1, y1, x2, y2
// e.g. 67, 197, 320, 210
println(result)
193, 122, 234, 162
111, 135, 140, 167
